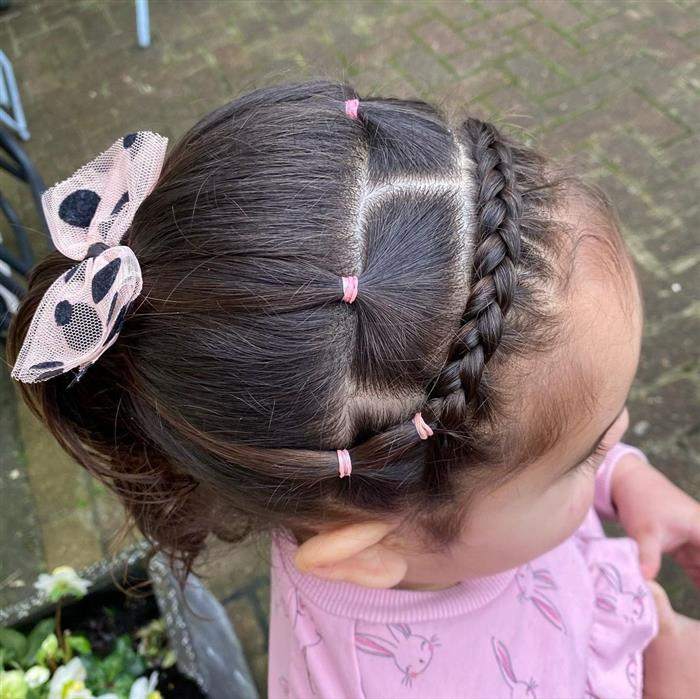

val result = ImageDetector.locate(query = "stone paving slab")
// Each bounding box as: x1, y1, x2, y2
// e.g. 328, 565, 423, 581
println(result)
1, 0, 698, 694
0, 369, 43, 607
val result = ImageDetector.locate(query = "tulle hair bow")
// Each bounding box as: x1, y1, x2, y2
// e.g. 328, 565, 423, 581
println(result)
11, 131, 168, 383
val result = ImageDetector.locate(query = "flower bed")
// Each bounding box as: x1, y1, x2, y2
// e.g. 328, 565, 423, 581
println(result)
0, 565, 204, 699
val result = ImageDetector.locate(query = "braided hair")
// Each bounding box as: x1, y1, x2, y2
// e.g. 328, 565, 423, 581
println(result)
8, 80, 623, 569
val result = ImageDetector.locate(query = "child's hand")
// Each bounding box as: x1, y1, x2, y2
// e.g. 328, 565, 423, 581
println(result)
611, 454, 700, 585
643, 580, 700, 699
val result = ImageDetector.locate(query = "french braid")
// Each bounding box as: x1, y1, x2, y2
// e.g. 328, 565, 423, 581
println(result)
428, 118, 523, 433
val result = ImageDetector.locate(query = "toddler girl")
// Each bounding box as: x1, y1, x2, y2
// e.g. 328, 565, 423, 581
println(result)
8, 81, 700, 698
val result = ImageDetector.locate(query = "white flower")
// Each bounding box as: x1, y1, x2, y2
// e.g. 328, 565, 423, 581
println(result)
0, 670, 28, 699
48, 658, 93, 699
24, 665, 50, 688
35, 566, 91, 602
128, 672, 161, 699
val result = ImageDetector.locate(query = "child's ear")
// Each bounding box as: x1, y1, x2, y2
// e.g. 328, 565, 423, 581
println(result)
294, 521, 407, 589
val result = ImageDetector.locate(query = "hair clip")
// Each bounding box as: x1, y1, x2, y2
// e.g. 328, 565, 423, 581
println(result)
337, 449, 352, 478
11, 131, 168, 383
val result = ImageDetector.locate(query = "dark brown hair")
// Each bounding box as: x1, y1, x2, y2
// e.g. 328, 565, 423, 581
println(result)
7, 80, 635, 570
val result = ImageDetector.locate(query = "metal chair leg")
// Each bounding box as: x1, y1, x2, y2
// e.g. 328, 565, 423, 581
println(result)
0, 127, 49, 245
135, 0, 151, 48
0, 50, 30, 141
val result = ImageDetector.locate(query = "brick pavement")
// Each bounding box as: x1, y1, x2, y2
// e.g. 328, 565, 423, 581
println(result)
1, 1, 698, 694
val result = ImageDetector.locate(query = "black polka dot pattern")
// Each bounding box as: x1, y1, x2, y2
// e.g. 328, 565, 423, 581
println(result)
110, 191, 129, 217
97, 221, 113, 239
30, 361, 65, 381
64, 265, 79, 283
91, 258, 121, 303
61, 303, 102, 351
103, 304, 129, 347
86, 242, 109, 259
30, 361, 63, 370
36, 367, 67, 381
107, 293, 118, 323
58, 189, 101, 228
54, 300, 73, 326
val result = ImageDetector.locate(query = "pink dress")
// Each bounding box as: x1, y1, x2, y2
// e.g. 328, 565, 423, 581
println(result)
268, 442, 659, 699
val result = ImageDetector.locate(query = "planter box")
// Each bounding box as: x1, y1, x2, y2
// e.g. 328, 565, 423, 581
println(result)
1, 544, 259, 699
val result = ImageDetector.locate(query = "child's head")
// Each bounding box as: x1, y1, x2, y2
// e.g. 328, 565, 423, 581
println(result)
8, 80, 643, 587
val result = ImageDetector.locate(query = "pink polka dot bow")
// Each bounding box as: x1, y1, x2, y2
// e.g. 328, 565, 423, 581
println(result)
11, 131, 168, 383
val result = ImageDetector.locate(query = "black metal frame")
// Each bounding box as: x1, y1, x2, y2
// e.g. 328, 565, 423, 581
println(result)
0, 125, 49, 336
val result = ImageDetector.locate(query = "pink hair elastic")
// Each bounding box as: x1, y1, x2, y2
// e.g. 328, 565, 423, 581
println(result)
413, 412, 434, 440
344, 98, 360, 120
337, 449, 352, 478
341, 275, 359, 304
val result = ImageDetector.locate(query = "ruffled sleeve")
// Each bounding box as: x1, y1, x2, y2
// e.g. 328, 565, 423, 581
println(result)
594, 442, 649, 522
584, 535, 659, 699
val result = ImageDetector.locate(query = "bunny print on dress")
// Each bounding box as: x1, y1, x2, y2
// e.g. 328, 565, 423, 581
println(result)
594, 562, 646, 624
491, 637, 538, 699
355, 623, 440, 687
515, 563, 567, 633
584, 678, 600, 699
625, 653, 639, 693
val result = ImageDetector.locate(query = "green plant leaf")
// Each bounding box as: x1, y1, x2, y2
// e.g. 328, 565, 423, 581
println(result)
34, 635, 59, 666
22, 619, 55, 666
66, 635, 91, 656
83, 655, 107, 690
125, 654, 146, 677
101, 653, 126, 684
0, 628, 27, 665
112, 673, 135, 695
162, 648, 177, 669
114, 636, 132, 658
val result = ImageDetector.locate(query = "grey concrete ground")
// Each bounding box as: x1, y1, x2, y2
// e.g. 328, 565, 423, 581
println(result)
1, 0, 698, 694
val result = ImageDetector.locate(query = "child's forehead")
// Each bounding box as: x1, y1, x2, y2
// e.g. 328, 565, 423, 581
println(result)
548, 188, 643, 360
564, 221, 643, 355
500, 229, 642, 469
556, 189, 642, 317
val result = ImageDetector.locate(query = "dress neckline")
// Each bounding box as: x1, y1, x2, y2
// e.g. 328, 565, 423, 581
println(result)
273, 530, 518, 623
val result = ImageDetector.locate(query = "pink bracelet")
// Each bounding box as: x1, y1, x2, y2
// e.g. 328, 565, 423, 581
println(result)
594, 442, 648, 521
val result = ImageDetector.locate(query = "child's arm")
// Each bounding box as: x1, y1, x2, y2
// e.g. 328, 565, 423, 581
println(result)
594, 441, 649, 521
606, 446, 700, 584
